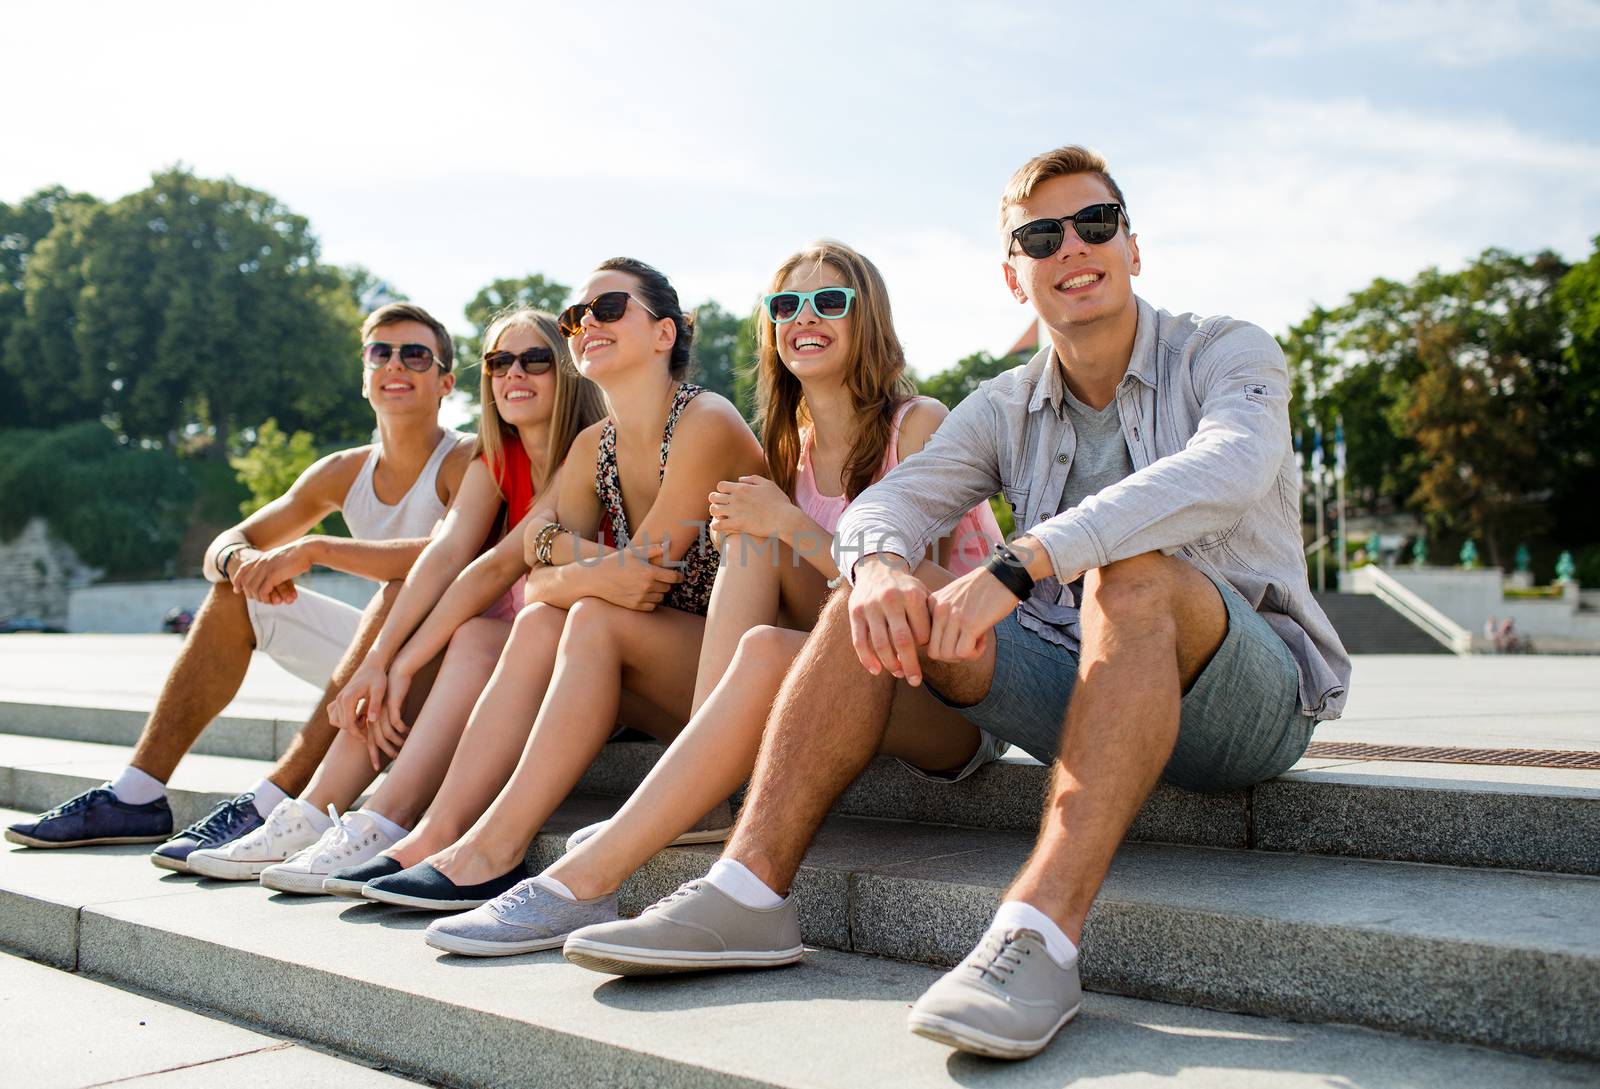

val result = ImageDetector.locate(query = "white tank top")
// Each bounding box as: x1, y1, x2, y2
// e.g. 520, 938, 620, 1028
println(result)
341, 430, 464, 540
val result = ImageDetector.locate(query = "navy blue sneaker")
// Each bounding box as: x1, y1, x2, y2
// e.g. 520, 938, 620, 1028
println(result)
363, 861, 525, 911
150, 792, 263, 873
5, 786, 172, 848
323, 854, 404, 898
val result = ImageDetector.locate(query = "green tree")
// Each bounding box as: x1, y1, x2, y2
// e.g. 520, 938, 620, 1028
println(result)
0, 421, 193, 578
692, 300, 757, 417
458, 274, 572, 370
230, 418, 319, 517
917, 350, 1018, 410
0, 189, 103, 429
1553, 237, 1600, 545
4, 168, 370, 451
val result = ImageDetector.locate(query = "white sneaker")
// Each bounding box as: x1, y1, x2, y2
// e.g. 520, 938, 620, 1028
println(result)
188, 798, 329, 881
260, 808, 400, 895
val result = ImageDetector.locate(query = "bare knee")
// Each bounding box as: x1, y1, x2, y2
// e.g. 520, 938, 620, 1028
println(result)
1082, 553, 1178, 639
734, 624, 804, 675
561, 596, 626, 645
509, 601, 567, 648
444, 616, 508, 668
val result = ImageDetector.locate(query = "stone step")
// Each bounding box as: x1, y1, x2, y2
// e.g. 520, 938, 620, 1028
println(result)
0, 949, 419, 1087
3, 722, 1596, 877
6, 768, 1600, 1063
0, 824, 1591, 1089
1314, 592, 1454, 654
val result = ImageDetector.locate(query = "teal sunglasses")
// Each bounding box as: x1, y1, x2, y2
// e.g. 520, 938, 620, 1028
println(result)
762, 287, 856, 324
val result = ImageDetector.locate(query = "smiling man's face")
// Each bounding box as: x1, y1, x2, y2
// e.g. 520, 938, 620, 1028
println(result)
1002, 172, 1141, 333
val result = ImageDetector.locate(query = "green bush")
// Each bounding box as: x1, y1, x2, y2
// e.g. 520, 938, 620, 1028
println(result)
0, 422, 194, 577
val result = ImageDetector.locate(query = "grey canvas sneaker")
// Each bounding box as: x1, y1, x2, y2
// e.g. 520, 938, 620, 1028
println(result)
563, 878, 803, 975
425, 878, 620, 957
907, 928, 1081, 1060
565, 799, 736, 851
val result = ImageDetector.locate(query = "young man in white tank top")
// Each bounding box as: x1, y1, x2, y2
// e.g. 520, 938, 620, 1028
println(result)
6, 303, 475, 870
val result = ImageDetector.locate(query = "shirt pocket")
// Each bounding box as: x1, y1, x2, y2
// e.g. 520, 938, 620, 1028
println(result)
999, 482, 1031, 529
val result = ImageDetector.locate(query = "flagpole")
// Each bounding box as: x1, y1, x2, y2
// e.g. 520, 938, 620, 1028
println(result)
1335, 418, 1347, 590
1313, 424, 1326, 592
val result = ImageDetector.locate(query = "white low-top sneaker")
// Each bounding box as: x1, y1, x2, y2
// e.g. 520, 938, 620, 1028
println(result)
260, 808, 400, 895
187, 797, 329, 881
565, 799, 735, 851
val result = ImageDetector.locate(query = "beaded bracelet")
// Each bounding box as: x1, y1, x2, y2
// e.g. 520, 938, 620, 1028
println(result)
530, 521, 567, 567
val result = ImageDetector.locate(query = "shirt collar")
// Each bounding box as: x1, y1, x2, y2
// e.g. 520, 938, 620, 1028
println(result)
1026, 295, 1159, 416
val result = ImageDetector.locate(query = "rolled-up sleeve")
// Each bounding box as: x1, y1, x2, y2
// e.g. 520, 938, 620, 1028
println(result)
1030, 323, 1291, 580
834, 389, 1005, 583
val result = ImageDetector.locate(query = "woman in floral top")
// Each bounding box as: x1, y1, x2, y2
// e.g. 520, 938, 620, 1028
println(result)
359, 257, 764, 909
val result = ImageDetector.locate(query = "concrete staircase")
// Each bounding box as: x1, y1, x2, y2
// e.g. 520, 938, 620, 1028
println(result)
1, 699, 1597, 1087
1314, 591, 1454, 654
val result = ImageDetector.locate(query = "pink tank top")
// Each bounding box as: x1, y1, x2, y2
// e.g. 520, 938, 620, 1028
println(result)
794, 396, 1001, 575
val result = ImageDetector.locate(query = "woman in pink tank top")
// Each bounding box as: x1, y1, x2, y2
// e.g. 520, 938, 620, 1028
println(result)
521, 242, 1009, 929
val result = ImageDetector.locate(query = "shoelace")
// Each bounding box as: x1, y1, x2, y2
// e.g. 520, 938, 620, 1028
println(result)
41, 787, 115, 819
488, 882, 536, 915
187, 794, 256, 841
643, 880, 703, 915
965, 929, 1028, 986
309, 807, 362, 865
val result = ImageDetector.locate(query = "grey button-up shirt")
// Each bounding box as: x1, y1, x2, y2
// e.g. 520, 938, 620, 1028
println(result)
835, 297, 1350, 721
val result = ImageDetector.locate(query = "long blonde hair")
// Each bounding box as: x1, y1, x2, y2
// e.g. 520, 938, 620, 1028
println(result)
474, 307, 605, 494
754, 241, 916, 500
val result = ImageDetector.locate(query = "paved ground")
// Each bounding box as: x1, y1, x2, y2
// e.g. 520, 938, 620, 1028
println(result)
1, 634, 1596, 750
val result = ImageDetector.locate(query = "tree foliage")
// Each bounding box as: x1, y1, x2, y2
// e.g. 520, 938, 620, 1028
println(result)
917, 350, 1019, 410
692, 300, 758, 418
0, 169, 372, 451
1284, 245, 1597, 559
457, 274, 572, 371
0, 422, 193, 577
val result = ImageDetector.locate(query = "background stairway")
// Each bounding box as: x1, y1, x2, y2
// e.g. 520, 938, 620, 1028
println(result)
1, 698, 1596, 1087
1315, 591, 1454, 654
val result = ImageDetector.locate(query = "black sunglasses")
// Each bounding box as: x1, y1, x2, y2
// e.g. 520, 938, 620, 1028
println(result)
362, 341, 442, 373
482, 346, 556, 377
557, 291, 659, 338
1008, 203, 1128, 259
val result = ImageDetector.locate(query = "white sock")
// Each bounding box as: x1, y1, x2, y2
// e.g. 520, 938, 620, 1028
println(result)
109, 766, 166, 805
704, 858, 784, 909
357, 808, 408, 843
529, 873, 576, 901
991, 900, 1078, 969
294, 798, 333, 832
247, 778, 289, 818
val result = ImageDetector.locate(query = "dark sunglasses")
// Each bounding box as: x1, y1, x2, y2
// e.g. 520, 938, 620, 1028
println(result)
557, 291, 659, 338
482, 346, 556, 377
762, 287, 856, 324
1008, 203, 1128, 259
362, 341, 442, 372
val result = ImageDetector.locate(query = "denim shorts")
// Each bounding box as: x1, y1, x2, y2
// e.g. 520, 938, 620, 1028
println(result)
929, 574, 1310, 793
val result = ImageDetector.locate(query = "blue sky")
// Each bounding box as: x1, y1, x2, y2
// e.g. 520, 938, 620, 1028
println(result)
7, 1, 1599, 380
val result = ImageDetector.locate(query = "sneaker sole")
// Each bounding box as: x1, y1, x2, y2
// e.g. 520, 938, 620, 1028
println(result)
906, 1003, 1081, 1060
567, 824, 733, 851
260, 868, 337, 895
186, 855, 276, 880
149, 852, 193, 874
562, 937, 805, 976
424, 930, 569, 957
4, 829, 171, 849
361, 886, 491, 912
321, 876, 381, 898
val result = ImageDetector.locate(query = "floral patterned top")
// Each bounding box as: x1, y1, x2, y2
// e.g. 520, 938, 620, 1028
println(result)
593, 382, 719, 616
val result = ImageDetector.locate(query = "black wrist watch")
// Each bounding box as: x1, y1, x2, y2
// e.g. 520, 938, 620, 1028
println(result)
982, 542, 1035, 600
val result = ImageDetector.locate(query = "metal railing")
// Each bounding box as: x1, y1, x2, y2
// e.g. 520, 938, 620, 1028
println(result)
1357, 566, 1475, 654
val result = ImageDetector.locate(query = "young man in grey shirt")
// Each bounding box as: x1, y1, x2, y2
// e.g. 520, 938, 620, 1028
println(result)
563, 146, 1351, 1061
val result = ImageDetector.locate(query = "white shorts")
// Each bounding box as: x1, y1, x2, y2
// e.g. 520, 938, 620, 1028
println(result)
245, 588, 364, 690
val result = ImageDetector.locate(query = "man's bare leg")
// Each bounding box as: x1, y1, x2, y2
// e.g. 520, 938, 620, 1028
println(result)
128, 582, 257, 782
1004, 552, 1227, 943
725, 563, 993, 894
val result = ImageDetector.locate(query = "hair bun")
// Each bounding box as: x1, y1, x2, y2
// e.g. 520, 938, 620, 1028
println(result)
681, 312, 696, 331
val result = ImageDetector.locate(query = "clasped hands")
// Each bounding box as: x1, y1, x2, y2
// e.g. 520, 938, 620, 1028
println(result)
847, 553, 1021, 688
